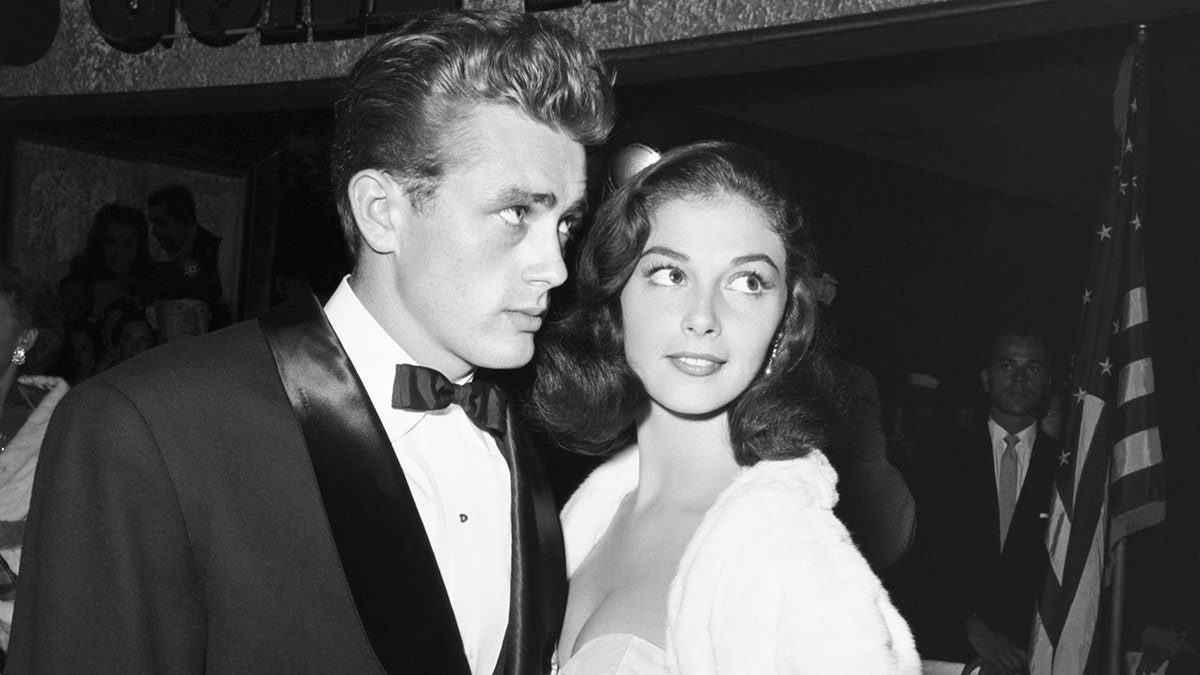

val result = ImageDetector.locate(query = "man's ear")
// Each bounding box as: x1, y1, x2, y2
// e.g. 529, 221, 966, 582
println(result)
348, 169, 411, 255
145, 305, 158, 331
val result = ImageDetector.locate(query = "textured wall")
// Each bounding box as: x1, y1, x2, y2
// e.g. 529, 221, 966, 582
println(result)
0, 0, 949, 98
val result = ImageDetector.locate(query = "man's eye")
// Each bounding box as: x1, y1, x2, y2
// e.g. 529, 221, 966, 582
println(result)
499, 206, 528, 225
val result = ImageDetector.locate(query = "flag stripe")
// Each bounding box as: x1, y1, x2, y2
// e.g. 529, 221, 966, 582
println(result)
1112, 426, 1159, 477
1117, 356, 1153, 404
1122, 286, 1148, 330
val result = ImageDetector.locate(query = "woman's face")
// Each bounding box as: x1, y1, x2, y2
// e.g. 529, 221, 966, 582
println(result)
118, 320, 155, 359
620, 194, 787, 417
103, 220, 140, 275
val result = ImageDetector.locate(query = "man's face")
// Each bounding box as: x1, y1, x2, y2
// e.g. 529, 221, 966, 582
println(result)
981, 334, 1050, 425
371, 104, 586, 379
147, 203, 192, 255
152, 299, 211, 343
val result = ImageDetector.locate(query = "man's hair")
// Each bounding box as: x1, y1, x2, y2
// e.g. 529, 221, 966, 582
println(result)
330, 10, 616, 258
530, 141, 835, 466
147, 184, 198, 225
985, 321, 1051, 366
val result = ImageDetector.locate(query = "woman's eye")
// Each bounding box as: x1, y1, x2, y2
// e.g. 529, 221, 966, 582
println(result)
728, 273, 768, 295
647, 266, 685, 286
558, 220, 579, 244
499, 206, 528, 226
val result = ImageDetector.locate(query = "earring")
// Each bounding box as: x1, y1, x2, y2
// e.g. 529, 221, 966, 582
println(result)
11, 347, 25, 366
763, 338, 781, 376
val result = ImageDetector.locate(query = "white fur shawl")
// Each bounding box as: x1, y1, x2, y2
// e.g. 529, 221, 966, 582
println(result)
561, 447, 921, 674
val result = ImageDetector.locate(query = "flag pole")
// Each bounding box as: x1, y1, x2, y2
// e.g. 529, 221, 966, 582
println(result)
1104, 24, 1148, 675
1108, 536, 1128, 675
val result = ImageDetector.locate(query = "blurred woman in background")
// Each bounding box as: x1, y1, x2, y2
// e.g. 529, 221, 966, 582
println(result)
0, 267, 69, 665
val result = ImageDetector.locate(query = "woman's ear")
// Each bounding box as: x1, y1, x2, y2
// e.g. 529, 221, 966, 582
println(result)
348, 170, 413, 255
18, 327, 38, 353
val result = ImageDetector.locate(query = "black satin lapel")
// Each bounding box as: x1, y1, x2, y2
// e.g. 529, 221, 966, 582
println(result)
494, 411, 567, 675
258, 291, 470, 675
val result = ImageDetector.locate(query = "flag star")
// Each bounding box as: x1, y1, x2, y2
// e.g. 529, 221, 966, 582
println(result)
1059, 450, 1072, 466
1131, 214, 1142, 230
1113, 320, 1121, 335
1073, 387, 1087, 404
1130, 98, 1138, 113
1082, 288, 1092, 305
1131, 175, 1139, 187
1125, 138, 1134, 154
1097, 224, 1112, 240
1100, 358, 1114, 375
1119, 182, 1128, 195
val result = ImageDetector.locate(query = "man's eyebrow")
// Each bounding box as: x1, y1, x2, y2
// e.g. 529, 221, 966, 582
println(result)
495, 187, 557, 208
731, 253, 780, 272
637, 246, 688, 262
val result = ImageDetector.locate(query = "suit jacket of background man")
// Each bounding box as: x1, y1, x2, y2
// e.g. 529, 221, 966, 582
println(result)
897, 423, 1059, 662
7, 290, 566, 675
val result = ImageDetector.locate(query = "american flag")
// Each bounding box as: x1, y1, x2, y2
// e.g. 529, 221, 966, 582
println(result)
1029, 28, 1167, 674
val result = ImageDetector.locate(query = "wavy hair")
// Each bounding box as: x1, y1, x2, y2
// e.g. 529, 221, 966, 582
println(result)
330, 10, 616, 258
72, 203, 152, 280
531, 141, 834, 465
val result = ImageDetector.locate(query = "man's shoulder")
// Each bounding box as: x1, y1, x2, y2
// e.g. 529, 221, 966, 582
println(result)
97, 318, 268, 393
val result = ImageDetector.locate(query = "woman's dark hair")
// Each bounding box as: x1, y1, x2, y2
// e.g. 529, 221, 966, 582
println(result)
531, 140, 834, 466
72, 203, 152, 280
0, 266, 63, 372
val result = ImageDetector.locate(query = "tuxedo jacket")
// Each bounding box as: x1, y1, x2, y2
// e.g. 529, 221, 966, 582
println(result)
7, 291, 566, 674
898, 425, 1058, 662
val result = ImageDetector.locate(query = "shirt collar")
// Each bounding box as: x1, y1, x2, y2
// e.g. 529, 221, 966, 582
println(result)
987, 417, 1037, 455
324, 276, 474, 441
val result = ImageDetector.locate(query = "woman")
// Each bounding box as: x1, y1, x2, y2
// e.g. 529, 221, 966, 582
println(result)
533, 142, 919, 673
0, 268, 70, 660
70, 203, 152, 320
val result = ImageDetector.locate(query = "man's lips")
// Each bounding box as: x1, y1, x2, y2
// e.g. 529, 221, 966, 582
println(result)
507, 307, 546, 331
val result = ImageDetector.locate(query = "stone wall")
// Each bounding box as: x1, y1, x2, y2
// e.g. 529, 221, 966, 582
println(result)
0, 0, 947, 98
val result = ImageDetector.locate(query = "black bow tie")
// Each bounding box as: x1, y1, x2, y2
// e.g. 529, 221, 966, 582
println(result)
391, 363, 507, 435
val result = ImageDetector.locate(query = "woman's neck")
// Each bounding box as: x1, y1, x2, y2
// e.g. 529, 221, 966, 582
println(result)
0, 365, 18, 412
630, 403, 741, 513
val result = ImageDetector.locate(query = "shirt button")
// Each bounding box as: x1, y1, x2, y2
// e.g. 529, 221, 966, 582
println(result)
459, 513, 469, 523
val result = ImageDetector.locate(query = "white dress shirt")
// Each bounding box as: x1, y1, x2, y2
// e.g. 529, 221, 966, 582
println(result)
325, 277, 512, 675
987, 418, 1037, 499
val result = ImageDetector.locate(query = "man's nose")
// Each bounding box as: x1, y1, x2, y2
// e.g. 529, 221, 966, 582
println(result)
523, 226, 568, 289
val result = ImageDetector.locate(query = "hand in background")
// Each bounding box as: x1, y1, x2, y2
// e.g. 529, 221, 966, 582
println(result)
966, 613, 1028, 675
1137, 624, 1196, 674
4, 376, 70, 459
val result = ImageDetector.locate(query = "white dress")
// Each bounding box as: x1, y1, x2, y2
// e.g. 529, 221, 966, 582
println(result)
557, 447, 921, 675
558, 633, 666, 675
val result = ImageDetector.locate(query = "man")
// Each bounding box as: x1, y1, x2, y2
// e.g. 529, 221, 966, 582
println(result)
143, 184, 224, 308
9, 11, 613, 674
895, 326, 1059, 675
145, 296, 211, 343
146, 184, 220, 267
